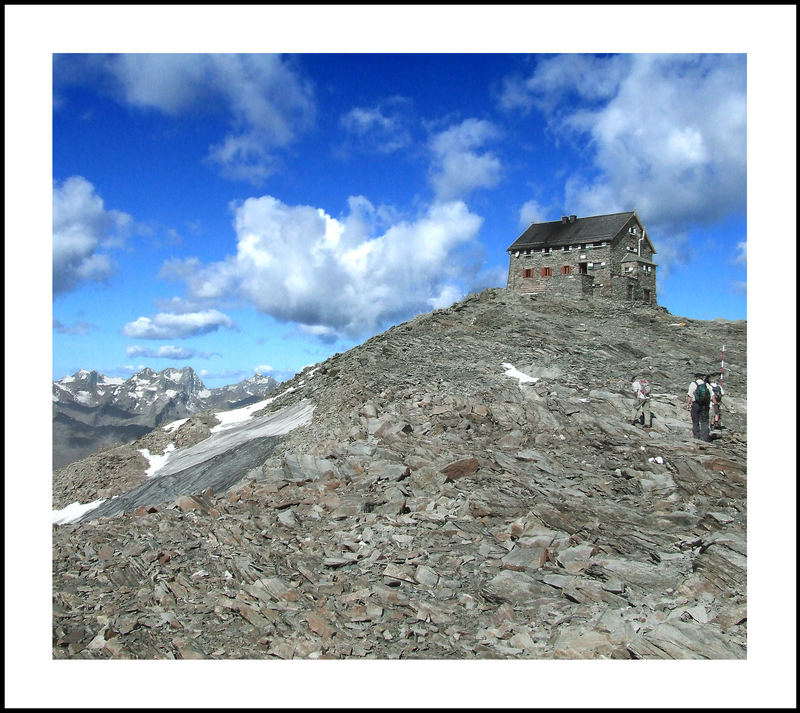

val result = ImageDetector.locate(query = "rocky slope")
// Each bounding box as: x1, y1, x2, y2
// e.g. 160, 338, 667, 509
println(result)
53, 367, 278, 469
52, 288, 747, 659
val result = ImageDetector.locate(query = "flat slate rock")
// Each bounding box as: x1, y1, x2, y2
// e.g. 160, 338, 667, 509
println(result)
53, 289, 747, 660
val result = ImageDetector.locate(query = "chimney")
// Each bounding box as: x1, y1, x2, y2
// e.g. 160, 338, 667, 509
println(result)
569, 214, 577, 223
561, 216, 569, 224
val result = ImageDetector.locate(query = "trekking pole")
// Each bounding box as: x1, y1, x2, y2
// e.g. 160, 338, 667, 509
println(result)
719, 344, 726, 429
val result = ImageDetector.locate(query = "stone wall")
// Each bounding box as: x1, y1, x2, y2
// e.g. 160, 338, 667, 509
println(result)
507, 243, 612, 296
507, 218, 657, 305
608, 218, 658, 305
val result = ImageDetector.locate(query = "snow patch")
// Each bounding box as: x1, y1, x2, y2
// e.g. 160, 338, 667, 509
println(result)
198, 389, 211, 398
502, 363, 539, 385
211, 397, 277, 433
52, 498, 106, 525
74, 390, 93, 405
156, 399, 315, 480
165, 389, 178, 399
139, 443, 176, 477
163, 418, 188, 433
101, 376, 125, 385
60, 375, 75, 384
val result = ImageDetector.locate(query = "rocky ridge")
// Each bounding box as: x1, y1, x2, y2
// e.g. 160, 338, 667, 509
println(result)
52, 288, 747, 659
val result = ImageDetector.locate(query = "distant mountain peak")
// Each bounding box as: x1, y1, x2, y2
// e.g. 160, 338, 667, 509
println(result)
53, 365, 280, 468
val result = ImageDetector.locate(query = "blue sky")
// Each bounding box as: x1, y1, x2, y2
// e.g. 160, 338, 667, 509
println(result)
4, 5, 797, 708
50, 50, 751, 388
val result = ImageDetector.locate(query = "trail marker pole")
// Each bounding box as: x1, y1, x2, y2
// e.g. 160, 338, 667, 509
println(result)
720, 344, 726, 385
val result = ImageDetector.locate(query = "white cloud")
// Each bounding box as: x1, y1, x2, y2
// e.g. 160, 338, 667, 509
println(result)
503, 54, 627, 115
339, 98, 412, 154
428, 119, 502, 201
53, 319, 91, 335
165, 194, 485, 339
198, 368, 249, 381
121, 309, 233, 340
254, 364, 274, 374
507, 54, 746, 269
125, 345, 196, 359
735, 240, 747, 265
518, 199, 550, 229
67, 54, 315, 184
426, 284, 463, 310
53, 176, 132, 295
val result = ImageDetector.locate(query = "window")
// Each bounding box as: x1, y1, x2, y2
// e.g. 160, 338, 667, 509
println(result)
561, 265, 572, 275
541, 267, 552, 277
522, 268, 533, 278
578, 262, 588, 275
542, 247, 551, 254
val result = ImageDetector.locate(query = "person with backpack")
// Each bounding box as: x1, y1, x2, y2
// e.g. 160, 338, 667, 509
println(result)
631, 375, 652, 427
709, 375, 725, 429
687, 372, 712, 441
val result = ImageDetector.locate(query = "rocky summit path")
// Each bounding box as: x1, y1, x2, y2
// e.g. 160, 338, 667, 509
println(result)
52, 288, 747, 661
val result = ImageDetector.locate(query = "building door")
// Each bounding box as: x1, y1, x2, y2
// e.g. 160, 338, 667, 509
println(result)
627, 284, 634, 300
643, 289, 650, 303
578, 262, 588, 275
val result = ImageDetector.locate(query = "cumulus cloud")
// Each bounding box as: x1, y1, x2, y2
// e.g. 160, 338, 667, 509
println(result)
121, 309, 233, 340
505, 54, 746, 270
428, 119, 502, 201
61, 54, 315, 184
53, 176, 132, 295
339, 98, 413, 154
253, 364, 274, 374
163, 194, 485, 339
518, 199, 551, 229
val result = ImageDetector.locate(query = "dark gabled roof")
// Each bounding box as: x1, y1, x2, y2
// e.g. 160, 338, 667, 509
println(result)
507, 211, 636, 252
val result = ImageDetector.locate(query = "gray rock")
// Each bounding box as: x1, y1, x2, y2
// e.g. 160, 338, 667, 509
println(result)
52, 288, 747, 661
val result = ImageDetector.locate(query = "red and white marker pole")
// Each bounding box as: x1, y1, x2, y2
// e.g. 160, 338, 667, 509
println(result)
720, 345, 726, 386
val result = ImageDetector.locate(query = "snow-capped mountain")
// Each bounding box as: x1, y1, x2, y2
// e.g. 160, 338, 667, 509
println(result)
53, 367, 279, 468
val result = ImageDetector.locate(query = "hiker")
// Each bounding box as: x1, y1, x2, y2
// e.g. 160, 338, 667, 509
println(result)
631, 375, 652, 427
709, 375, 725, 429
687, 372, 712, 442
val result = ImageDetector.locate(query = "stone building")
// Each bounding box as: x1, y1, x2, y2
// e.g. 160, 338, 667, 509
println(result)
506, 211, 657, 304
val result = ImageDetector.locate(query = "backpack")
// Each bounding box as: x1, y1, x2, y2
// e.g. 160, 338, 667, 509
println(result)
695, 381, 711, 407
638, 378, 651, 398
712, 384, 723, 403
